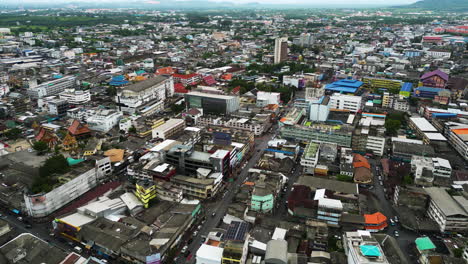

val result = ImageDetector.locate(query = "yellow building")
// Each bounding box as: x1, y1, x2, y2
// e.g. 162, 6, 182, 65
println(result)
362, 77, 402, 90
135, 181, 157, 208
137, 118, 165, 137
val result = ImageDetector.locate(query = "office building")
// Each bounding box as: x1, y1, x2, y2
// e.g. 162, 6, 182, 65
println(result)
361, 77, 402, 90
444, 123, 468, 160
309, 96, 330, 122
256, 91, 281, 107
281, 124, 353, 147
185, 92, 240, 115
274, 37, 288, 64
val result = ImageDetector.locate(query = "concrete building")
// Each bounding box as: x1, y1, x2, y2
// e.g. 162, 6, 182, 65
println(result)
196, 244, 223, 264
301, 142, 320, 174
425, 187, 468, 233
274, 37, 288, 64
281, 124, 353, 147
151, 118, 185, 140
171, 173, 223, 200
343, 230, 389, 264
24, 157, 112, 218
27, 76, 76, 99
115, 75, 173, 114
185, 92, 240, 115
256, 91, 281, 107
314, 189, 343, 227
47, 98, 69, 118
444, 123, 468, 160
329, 93, 362, 112
309, 96, 330, 122
86, 109, 123, 133
59, 89, 91, 105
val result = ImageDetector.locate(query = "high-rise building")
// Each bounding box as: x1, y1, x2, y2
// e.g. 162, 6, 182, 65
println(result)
299, 33, 315, 47
274, 37, 288, 64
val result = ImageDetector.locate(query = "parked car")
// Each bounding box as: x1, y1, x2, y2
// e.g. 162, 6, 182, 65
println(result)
394, 216, 399, 223
211, 212, 216, 217
390, 219, 395, 226
394, 230, 399, 237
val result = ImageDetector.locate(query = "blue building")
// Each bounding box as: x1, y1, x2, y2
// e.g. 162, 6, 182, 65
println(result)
413, 86, 445, 99
325, 79, 363, 94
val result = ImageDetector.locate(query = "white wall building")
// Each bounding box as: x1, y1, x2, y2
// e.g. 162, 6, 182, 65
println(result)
425, 187, 468, 233
196, 244, 223, 264
301, 142, 320, 174
256, 91, 281, 107
309, 97, 330, 122
329, 93, 362, 112
59, 89, 91, 105
24, 158, 111, 218
86, 109, 123, 133
152, 119, 185, 140
27, 76, 76, 99
366, 136, 386, 157
115, 75, 173, 114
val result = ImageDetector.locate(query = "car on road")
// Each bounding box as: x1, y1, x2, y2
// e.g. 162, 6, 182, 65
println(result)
25, 224, 32, 229
181, 245, 188, 254
379, 181, 383, 186
389, 219, 395, 226
193, 231, 198, 237
394, 216, 399, 223
186, 253, 193, 261
211, 212, 216, 217
394, 230, 399, 237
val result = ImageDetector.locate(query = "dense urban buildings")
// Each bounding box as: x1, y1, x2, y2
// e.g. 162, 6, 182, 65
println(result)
0, 2, 466, 264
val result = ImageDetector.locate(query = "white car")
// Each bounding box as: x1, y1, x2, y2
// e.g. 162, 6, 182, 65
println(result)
181, 245, 188, 253
394, 230, 399, 237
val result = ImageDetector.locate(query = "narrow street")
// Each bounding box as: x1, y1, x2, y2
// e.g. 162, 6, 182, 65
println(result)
176, 129, 277, 263
368, 158, 418, 262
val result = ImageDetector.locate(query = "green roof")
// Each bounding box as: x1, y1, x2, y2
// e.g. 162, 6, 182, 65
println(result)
67, 157, 85, 166
359, 245, 381, 257
415, 237, 436, 251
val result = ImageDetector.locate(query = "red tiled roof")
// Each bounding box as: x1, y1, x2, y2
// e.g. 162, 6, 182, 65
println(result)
203, 75, 216, 86
174, 83, 189, 93
68, 119, 91, 136
231, 86, 240, 94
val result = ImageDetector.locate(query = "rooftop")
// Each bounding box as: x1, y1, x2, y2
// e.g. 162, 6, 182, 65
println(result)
415, 237, 436, 251
424, 187, 468, 217
121, 75, 169, 93
296, 176, 358, 195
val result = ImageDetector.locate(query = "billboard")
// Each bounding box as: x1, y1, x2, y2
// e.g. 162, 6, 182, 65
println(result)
146, 253, 161, 264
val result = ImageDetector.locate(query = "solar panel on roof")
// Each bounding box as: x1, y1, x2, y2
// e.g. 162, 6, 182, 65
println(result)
225, 221, 248, 241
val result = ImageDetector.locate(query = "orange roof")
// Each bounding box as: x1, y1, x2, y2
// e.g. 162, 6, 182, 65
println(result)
353, 154, 370, 169
104, 149, 125, 163
364, 212, 387, 224
222, 73, 232, 80
243, 181, 255, 186
156, 67, 175, 75
207, 240, 221, 247
452, 128, 468, 135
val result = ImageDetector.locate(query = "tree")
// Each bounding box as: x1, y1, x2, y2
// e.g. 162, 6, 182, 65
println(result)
402, 175, 413, 185
453, 248, 463, 258
128, 126, 137, 134
39, 154, 70, 177
4, 128, 22, 140
106, 86, 117, 96
385, 119, 401, 136
337, 174, 354, 182
32, 141, 49, 153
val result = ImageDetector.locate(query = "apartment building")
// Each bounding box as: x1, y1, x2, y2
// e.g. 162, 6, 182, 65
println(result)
59, 89, 91, 105
329, 93, 362, 112
27, 76, 76, 99
151, 118, 185, 140
314, 189, 343, 227
425, 187, 468, 233
362, 77, 402, 90
198, 116, 269, 136
47, 98, 69, 118
274, 37, 288, 64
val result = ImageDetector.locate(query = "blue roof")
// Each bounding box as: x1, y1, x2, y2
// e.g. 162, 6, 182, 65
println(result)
265, 148, 295, 155
325, 79, 363, 94
401, 82, 413, 92
432, 113, 457, 118
360, 245, 382, 257
112, 75, 126, 81
415, 86, 445, 93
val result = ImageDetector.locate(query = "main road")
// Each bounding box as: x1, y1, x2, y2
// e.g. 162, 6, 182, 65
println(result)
176, 126, 278, 263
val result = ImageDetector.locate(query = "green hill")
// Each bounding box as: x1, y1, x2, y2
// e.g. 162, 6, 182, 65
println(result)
401, 0, 468, 11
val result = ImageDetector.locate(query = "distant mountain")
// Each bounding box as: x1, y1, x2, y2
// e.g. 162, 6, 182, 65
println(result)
399, 0, 468, 11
